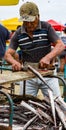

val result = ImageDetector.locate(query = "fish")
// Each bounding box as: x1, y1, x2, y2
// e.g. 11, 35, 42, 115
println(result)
48, 89, 56, 127
21, 101, 42, 120
22, 115, 37, 130
55, 102, 66, 129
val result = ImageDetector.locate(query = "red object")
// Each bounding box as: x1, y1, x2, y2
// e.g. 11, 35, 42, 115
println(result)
47, 19, 65, 31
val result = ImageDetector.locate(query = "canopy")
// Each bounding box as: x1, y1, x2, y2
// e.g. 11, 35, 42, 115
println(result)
1, 17, 23, 31
0, 0, 19, 5
47, 19, 65, 31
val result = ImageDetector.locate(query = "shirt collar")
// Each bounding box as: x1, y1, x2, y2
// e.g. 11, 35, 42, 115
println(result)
21, 20, 41, 34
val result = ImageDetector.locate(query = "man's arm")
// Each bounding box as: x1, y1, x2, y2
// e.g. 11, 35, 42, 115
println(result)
4, 48, 22, 71
39, 39, 65, 68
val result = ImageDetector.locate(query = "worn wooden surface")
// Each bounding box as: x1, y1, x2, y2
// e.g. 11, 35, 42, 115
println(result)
0, 69, 53, 85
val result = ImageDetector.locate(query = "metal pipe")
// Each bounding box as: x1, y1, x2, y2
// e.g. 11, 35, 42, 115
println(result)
0, 90, 14, 128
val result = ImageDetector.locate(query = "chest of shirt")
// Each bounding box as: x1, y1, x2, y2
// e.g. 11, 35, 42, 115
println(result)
18, 29, 50, 50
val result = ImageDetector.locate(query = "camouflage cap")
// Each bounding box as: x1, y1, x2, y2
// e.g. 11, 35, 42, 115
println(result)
19, 2, 39, 22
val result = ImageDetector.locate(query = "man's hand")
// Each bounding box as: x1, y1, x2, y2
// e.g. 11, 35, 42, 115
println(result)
12, 61, 23, 71
39, 56, 51, 69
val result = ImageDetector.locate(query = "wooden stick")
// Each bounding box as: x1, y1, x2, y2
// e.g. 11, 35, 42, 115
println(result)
28, 65, 53, 91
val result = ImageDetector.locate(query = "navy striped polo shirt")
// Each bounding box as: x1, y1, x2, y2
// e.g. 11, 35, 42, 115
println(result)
10, 21, 59, 63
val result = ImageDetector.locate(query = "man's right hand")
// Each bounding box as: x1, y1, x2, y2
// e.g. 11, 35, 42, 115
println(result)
12, 61, 23, 71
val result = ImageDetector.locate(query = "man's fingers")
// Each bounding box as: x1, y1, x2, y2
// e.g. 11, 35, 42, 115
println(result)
39, 62, 48, 69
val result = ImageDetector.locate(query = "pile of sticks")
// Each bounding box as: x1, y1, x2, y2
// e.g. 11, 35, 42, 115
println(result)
0, 95, 66, 130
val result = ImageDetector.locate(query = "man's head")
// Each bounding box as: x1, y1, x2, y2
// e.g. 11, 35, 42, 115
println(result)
19, 2, 39, 22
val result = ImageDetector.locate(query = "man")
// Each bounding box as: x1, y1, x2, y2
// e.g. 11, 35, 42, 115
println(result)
59, 28, 66, 72
5, 2, 65, 101
0, 24, 10, 59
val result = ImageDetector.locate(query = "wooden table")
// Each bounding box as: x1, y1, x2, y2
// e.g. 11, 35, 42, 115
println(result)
0, 69, 53, 95
0, 69, 53, 85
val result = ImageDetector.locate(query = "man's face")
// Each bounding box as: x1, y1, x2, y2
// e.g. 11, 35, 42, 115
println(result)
23, 16, 39, 32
